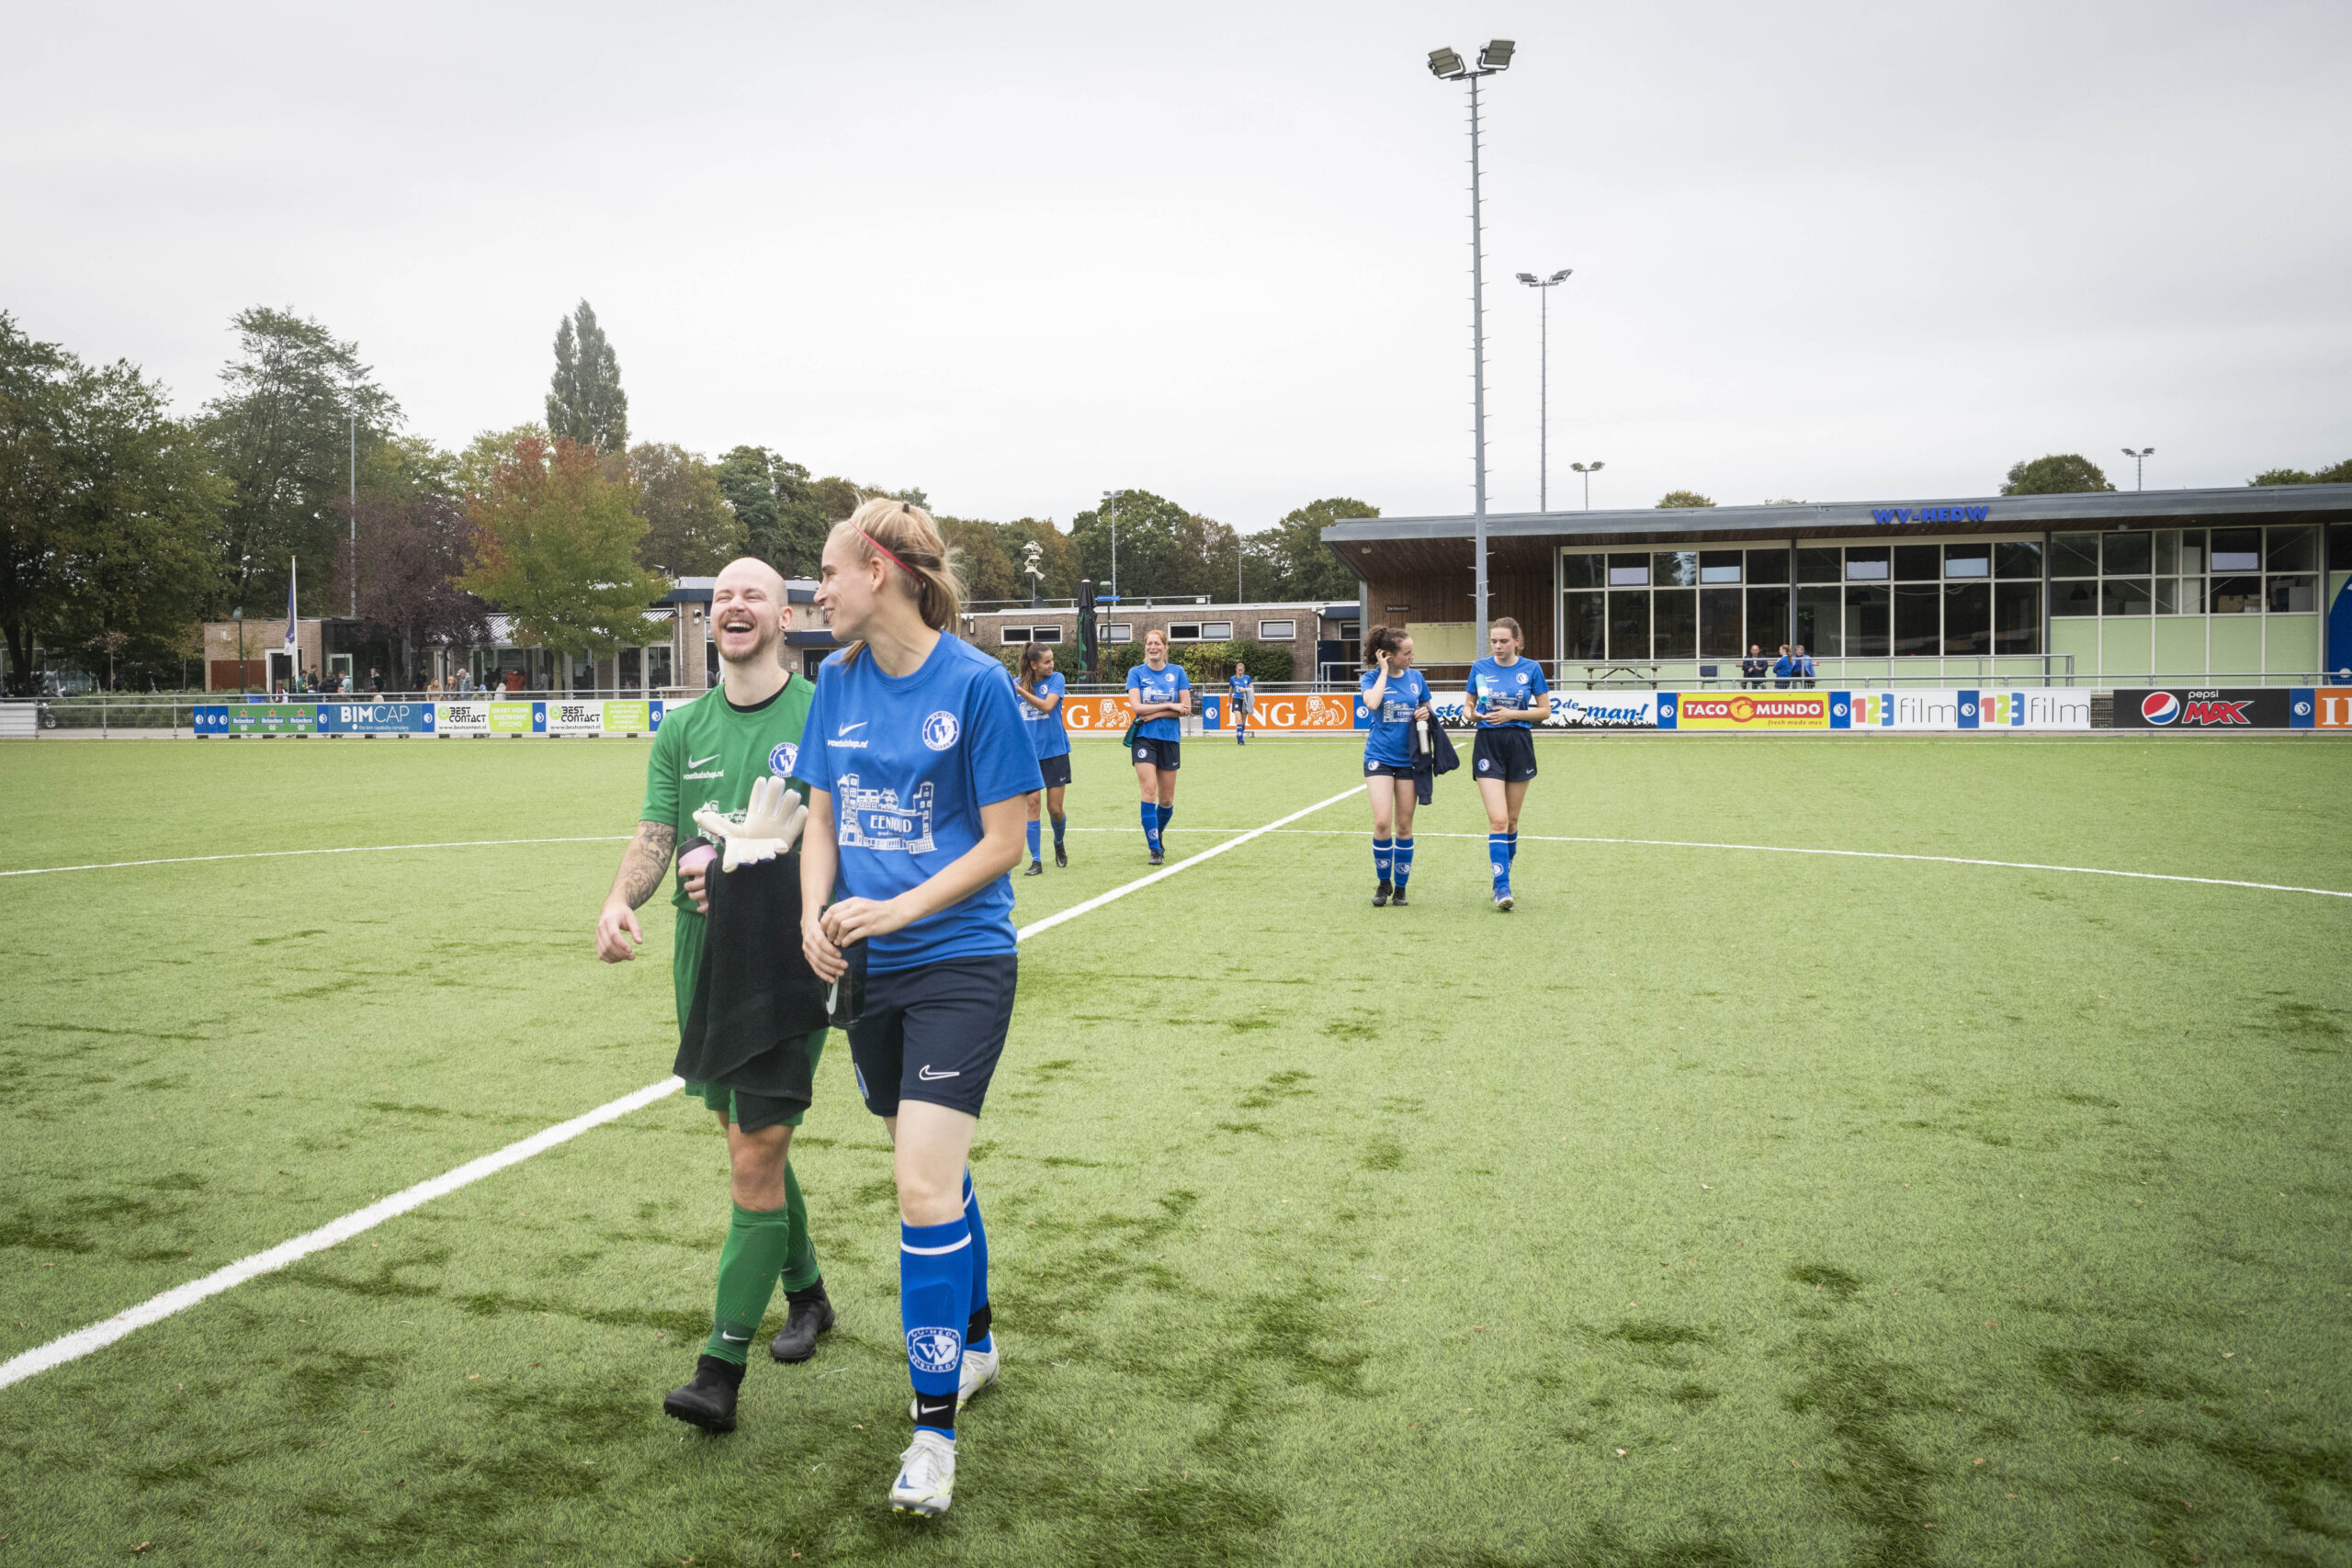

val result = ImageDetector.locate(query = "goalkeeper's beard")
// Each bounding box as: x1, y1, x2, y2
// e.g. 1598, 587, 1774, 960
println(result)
718, 624, 783, 671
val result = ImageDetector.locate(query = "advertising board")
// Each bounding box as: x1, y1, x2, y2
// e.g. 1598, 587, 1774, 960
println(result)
2111, 688, 2301, 729
1060, 694, 1135, 733
2311, 690, 2352, 729
601, 700, 654, 736
1422, 692, 1660, 728
433, 700, 539, 736
316, 701, 435, 735
196, 704, 317, 736
1659, 693, 1832, 730
544, 700, 605, 736
1831, 690, 2091, 731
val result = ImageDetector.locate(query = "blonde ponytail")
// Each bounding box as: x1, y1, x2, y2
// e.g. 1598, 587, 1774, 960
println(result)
832, 498, 964, 665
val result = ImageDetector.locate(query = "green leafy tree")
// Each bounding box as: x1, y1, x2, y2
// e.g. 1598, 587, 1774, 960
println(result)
993, 517, 1077, 599
937, 515, 1018, 603
463, 434, 665, 668
716, 446, 829, 576
628, 443, 740, 576
1069, 490, 1189, 600
2252, 460, 2352, 486
1253, 498, 1375, 602
546, 300, 628, 455
339, 491, 491, 687
1655, 490, 1716, 509
197, 307, 399, 618
1999, 455, 2113, 495
2, 314, 223, 692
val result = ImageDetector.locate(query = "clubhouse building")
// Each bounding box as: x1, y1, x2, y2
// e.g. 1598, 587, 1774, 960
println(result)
1320, 484, 2352, 686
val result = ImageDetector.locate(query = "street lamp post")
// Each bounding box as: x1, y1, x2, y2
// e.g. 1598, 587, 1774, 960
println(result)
1515, 268, 1572, 511
343, 364, 370, 618
1428, 39, 1515, 647
1570, 460, 1605, 511
1102, 489, 1121, 603
2121, 446, 2154, 491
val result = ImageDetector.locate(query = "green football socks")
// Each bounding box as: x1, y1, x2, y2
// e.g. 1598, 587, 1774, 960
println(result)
778, 1160, 820, 1294
704, 1198, 797, 1366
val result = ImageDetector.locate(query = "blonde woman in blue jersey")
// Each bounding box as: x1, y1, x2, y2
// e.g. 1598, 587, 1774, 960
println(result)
1359, 626, 1431, 907
1125, 629, 1191, 864
798, 499, 1041, 1518
1465, 616, 1549, 911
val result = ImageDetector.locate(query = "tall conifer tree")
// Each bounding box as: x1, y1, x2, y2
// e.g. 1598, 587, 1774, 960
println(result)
546, 300, 629, 455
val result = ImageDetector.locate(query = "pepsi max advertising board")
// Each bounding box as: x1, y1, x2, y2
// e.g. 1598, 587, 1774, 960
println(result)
2113, 689, 2305, 728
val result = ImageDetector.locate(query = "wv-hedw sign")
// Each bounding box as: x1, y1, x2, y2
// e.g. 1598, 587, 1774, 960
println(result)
1871, 505, 1992, 525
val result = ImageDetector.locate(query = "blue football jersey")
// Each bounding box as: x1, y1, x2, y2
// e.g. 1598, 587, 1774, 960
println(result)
1360, 667, 1431, 765
1469, 655, 1550, 728
1020, 671, 1070, 759
800, 636, 1043, 971
1126, 661, 1191, 741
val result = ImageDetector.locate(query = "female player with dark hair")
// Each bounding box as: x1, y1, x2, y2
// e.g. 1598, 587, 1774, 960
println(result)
797, 498, 1040, 1518
1228, 660, 1254, 745
1012, 641, 1070, 874
1466, 616, 1549, 911
1125, 628, 1191, 864
1359, 626, 1431, 907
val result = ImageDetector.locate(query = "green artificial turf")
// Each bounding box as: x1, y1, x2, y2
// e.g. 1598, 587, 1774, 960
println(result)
2, 731, 2348, 1566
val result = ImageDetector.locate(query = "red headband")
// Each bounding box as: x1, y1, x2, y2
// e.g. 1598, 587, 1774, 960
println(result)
859, 530, 916, 579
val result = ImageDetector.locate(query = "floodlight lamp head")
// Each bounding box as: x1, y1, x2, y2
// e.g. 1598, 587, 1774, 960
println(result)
1516, 272, 1539, 285
1479, 39, 1516, 70
1427, 47, 1466, 78
1551, 268, 1573, 283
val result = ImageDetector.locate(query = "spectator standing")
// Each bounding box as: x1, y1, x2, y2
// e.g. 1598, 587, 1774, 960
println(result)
1739, 644, 1768, 690
1794, 646, 1816, 688
1771, 645, 1794, 691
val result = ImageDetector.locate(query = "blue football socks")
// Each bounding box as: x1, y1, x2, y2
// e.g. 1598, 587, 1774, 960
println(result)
1140, 800, 1160, 853
1155, 803, 1173, 836
1507, 829, 1520, 864
1374, 836, 1394, 882
900, 1215, 973, 1438
1050, 813, 1066, 850
1489, 832, 1510, 894
963, 1170, 992, 1354
1394, 836, 1415, 889
1025, 820, 1041, 861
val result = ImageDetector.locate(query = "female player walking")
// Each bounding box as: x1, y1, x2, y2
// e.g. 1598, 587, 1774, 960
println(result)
1359, 626, 1431, 907
797, 499, 1040, 1518
1125, 629, 1191, 863
1228, 660, 1253, 745
1012, 642, 1070, 874
1466, 616, 1549, 911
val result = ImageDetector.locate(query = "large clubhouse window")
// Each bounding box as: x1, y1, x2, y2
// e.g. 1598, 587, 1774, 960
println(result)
2050, 526, 2315, 617
1256, 619, 1297, 640
1564, 541, 2046, 661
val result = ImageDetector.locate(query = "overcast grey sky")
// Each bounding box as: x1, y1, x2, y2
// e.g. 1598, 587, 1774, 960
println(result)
6, 0, 2346, 530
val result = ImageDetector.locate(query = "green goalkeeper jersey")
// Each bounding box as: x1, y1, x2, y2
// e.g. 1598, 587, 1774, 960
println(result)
641, 675, 817, 913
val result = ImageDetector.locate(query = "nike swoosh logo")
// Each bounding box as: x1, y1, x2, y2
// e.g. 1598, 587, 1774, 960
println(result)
837, 721, 867, 735
689, 753, 721, 767
917, 1066, 961, 1080
721, 1332, 748, 1342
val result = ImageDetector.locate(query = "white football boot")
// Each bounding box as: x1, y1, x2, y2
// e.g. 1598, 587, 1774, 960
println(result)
889, 1429, 956, 1517
910, 1340, 1000, 1418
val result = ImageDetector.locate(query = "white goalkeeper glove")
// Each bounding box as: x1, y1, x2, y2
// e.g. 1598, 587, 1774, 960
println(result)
692, 776, 808, 872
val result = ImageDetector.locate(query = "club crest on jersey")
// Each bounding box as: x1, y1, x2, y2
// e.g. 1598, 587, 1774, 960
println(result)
922, 711, 958, 750
1137, 747, 1150, 760
1477, 757, 1490, 771
907, 1325, 963, 1376
768, 740, 798, 777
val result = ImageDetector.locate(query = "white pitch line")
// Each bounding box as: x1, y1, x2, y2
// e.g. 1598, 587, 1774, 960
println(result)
0, 836, 630, 879
0, 783, 1367, 1391
0, 1076, 684, 1390
1212, 829, 2352, 901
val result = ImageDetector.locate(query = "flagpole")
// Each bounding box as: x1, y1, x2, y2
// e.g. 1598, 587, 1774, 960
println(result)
287, 558, 300, 692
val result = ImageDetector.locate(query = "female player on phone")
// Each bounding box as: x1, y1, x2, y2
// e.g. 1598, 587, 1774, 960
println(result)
1359, 626, 1430, 907
1466, 616, 1548, 911
1012, 641, 1070, 874
1125, 629, 1191, 863
797, 499, 1041, 1518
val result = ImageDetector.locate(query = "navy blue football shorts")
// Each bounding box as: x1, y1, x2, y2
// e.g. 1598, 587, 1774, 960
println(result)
1471, 727, 1538, 783
1131, 737, 1181, 771
1363, 760, 1415, 779
847, 953, 1017, 1120
1037, 751, 1072, 789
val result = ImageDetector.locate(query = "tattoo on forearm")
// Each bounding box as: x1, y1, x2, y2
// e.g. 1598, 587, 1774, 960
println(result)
612, 822, 676, 909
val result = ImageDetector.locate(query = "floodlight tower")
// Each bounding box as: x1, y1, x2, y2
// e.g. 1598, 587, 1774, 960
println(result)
2121, 446, 2154, 491
1427, 38, 1515, 646
1570, 460, 1604, 511
343, 363, 370, 617
1516, 268, 1572, 511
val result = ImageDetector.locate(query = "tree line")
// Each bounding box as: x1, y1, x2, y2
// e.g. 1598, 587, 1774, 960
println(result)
0, 300, 1375, 694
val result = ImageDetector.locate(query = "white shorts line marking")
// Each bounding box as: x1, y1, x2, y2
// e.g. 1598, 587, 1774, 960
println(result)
0, 785, 1366, 1391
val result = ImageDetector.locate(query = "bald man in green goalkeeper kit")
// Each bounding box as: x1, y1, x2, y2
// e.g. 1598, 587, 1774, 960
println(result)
595, 557, 838, 1434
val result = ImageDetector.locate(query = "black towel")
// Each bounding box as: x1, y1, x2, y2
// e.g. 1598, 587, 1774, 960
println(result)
675, 852, 831, 1111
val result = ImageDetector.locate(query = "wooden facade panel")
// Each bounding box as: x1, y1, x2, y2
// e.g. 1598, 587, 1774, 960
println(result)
1359, 556, 1556, 665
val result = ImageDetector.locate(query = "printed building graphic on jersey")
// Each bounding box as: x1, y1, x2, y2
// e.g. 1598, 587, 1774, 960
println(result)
836, 776, 937, 852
